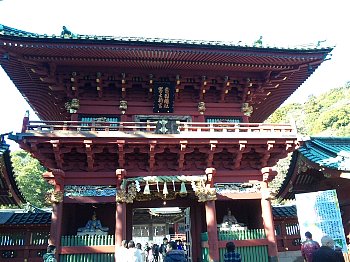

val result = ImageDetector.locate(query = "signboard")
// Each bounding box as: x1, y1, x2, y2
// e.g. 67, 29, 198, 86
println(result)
153, 82, 175, 113
295, 189, 348, 252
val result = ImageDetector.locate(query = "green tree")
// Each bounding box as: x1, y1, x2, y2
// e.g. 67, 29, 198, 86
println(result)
267, 82, 350, 202
11, 150, 52, 207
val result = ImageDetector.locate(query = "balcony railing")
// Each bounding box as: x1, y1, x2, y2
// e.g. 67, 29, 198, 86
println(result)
24, 120, 297, 136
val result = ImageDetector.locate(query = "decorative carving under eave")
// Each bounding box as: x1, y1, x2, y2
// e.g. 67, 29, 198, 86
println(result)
195, 182, 217, 202
198, 102, 206, 114
65, 98, 80, 113
45, 190, 64, 204
119, 100, 128, 114
116, 182, 137, 203
241, 102, 253, 117
261, 167, 278, 182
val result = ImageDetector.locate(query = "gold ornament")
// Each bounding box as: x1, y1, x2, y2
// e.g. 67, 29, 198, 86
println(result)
198, 102, 206, 114
241, 103, 253, 117
119, 100, 128, 114
194, 181, 217, 202
45, 190, 64, 204
116, 182, 137, 203
65, 98, 80, 114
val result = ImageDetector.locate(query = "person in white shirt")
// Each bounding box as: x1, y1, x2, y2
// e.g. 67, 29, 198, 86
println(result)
126, 240, 143, 262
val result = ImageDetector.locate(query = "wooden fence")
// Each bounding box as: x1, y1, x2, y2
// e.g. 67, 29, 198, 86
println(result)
0, 230, 49, 261
61, 235, 115, 246
60, 235, 115, 262
201, 229, 269, 262
60, 253, 115, 262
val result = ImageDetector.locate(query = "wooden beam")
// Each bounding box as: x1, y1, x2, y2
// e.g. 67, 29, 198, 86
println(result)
117, 141, 125, 168
84, 140, 94, 172
51, 140, 63, 169
234, 140, 247, 169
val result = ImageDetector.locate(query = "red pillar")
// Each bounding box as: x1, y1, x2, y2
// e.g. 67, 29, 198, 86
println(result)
50, 201, 64, 245
191, 202, 203, 262
43, 169, 65, 261
115, 202, 126, 245
205, 200, 219, 262
115, 169, 127, 247
261, 181, 279, 262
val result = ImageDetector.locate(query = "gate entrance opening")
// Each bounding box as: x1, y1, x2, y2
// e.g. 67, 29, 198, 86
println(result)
132, 207, 192, 261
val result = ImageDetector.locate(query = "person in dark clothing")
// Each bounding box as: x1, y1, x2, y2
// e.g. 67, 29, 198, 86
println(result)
43, 245, 57, 262
301, 231, 320, 262
224, 241, 241, 262
152, 243, 160, 262
313, 235, 345, 262
164, 241, 186, 262
159, 237, 168, 261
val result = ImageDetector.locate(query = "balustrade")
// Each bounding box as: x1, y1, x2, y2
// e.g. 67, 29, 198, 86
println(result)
24, 120, 296, 136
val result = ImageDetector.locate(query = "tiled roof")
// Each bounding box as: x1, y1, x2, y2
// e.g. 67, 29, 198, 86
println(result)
299, 137, 350, 171
0, 24, 332, 51
277, 137, 350, 200
4, 212, 51, 225
272, 205, 297, 218
0, 212, 14, 224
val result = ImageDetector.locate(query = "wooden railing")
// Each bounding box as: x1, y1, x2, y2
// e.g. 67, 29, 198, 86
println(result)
60, 253, 115, 261
24, 120, 297, 135
0, 233, 25, 245
0, 231, 49, 246
0, 231, 49, 261
60, 235, 115, 261
201, 229, 269, 262
61, 235, 115, 246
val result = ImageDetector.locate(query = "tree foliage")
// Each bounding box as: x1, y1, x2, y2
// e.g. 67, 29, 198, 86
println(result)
267, 83, 350, 202
11, 150, 52, 207
267, 83, 350, 136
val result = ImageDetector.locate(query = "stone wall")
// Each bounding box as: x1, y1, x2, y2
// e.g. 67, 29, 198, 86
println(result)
278, 251, 303, 262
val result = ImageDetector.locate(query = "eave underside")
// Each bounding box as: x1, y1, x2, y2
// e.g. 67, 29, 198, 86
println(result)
0, 37, 332, 122
0, 142, 25, 206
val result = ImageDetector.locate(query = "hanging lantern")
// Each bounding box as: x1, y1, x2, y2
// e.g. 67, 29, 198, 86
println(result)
172, 180, 175, 191
143, 181, 151, 195
163, 182, 168, 196
180, 182, 187, 197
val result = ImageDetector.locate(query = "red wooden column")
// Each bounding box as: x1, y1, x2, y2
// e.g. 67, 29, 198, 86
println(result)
115, 202, 126, 244
261, 167, 278, 262
205, 200, 219, 262
43, 169, 65, 259
115, 169, 127, 246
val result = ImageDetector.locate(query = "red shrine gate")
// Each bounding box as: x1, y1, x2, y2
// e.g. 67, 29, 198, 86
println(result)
0, 24, 332, 261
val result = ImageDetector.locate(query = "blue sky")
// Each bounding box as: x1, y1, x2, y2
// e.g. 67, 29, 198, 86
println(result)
1, 0, 349, 149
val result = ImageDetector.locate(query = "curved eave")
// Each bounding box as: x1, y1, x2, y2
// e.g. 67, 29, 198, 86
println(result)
299, 137, 350, 171
276, 150, 300, 199
277, 137, 350, 200
0, 28, 333, 121
0, 141, 25, 206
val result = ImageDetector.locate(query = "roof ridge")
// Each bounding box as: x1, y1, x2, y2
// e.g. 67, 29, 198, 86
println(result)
0, 24, 334, 52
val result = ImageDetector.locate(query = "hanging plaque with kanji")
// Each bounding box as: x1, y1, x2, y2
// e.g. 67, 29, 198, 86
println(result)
153, 82, 175, 113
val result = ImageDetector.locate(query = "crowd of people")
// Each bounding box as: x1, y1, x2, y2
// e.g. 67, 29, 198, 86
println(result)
301, 231, 345, 262
115, 237, 187, 262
